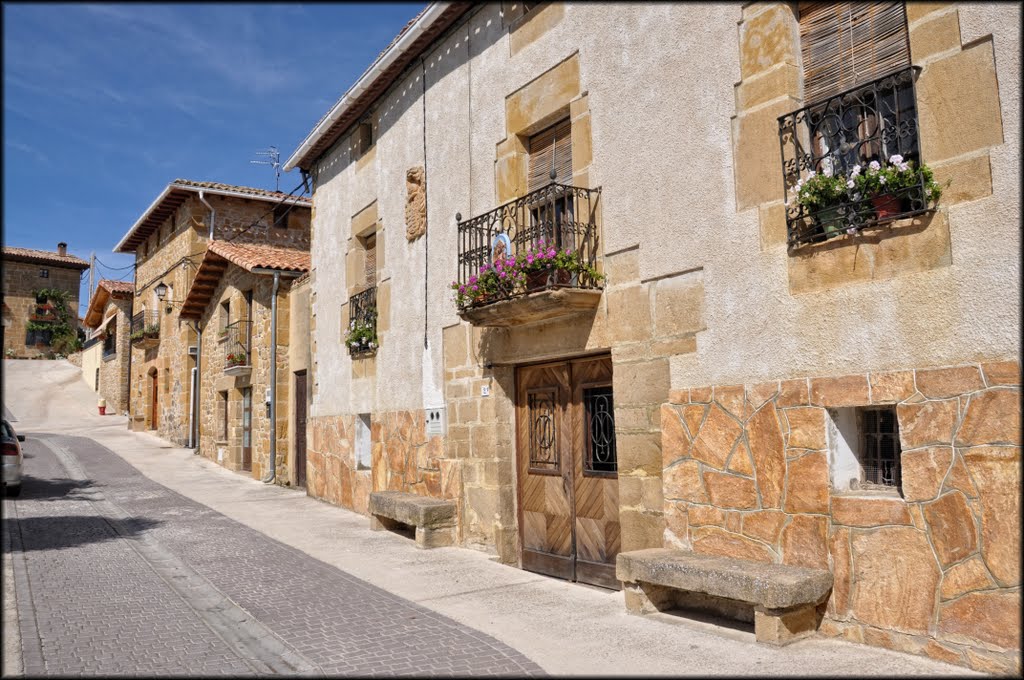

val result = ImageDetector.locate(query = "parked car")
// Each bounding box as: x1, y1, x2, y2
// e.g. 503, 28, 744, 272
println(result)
2, 419, 25, 497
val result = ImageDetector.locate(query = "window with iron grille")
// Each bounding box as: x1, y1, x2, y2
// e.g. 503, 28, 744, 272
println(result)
858, 407, 901, 490
779, 2, 933, 247
39, 269, 49, 278
219, 391, 228, 441
583, 386, 617, 475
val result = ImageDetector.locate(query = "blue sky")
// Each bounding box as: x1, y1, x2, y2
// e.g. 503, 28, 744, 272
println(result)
3, 2, 424, 315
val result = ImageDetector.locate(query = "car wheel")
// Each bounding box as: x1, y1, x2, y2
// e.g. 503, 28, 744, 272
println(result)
4, 485, 20, 498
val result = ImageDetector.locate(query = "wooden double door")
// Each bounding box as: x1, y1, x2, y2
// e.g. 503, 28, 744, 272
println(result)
516, 355, 621, 590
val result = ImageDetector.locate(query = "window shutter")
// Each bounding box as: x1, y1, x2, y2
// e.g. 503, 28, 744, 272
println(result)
364, 233, 377, 286
799, 2, 910, 104
527, 119, 573, 192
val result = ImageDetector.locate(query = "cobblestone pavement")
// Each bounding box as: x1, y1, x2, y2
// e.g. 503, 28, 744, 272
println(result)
4, 433, 544, 677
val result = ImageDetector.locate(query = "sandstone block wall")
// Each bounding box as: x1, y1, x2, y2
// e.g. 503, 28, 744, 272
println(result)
97, 297, 131, 414
129, 192, 310, 445
661, 361, 1021, 674
194, 266, 294, 484
2, 260, 82, 358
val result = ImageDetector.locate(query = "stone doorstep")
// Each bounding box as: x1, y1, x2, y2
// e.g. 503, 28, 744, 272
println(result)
617, 548, 833, 645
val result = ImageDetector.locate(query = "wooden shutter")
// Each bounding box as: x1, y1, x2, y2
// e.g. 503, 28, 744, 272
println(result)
799, 2, 910, 104
363, 233, 376, 286
528, 119, 573, 192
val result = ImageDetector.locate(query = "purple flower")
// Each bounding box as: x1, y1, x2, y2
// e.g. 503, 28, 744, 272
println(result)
481, 264, 490, 271
472, 284, 479, 292
527, 254, 534, 264
498, 271, 507, 279
458, 285, 466, 294
546, 248, 556, 258
469, 275, 477, 284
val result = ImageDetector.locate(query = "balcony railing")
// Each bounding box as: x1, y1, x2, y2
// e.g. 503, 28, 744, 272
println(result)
778, 66, 932, 247
130, 310, 160, 344
347, 286, 377, 356
223, 320, 251, 371
456, 183, 602, 309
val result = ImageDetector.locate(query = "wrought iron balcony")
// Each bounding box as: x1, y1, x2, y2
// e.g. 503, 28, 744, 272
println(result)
130, 310, 160, 346
223, 320, 252, 374
346, 286, 377, 357
778, 66, 934, 248
455, 183, 602, 326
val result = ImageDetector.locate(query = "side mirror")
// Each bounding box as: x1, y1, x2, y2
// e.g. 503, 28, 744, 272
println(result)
16, 435, 25, 442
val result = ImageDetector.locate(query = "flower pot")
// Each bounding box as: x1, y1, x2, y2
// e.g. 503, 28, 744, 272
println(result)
98, 406, 106, 415
872, 194, 901, 221
814, 206, 846, 239
526, 268, 572, 291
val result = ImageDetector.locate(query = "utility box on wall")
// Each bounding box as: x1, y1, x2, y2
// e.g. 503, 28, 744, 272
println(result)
426, 407, 446, 437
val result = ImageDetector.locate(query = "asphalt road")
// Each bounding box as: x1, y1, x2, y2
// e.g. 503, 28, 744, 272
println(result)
1, 359, 977, 676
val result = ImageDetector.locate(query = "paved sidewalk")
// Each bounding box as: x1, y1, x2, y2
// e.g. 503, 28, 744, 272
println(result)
3, 360, 979, 676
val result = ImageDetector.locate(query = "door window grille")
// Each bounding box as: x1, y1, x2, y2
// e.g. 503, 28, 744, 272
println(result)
528, 388, 558, 471
583, 386, 617, 474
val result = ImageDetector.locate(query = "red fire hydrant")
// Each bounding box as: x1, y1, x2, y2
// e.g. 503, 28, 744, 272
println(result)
98, 398, 106, 416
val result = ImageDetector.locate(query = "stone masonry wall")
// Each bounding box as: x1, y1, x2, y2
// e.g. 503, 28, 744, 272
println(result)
661, 360, 1021, 675
307, 411, 462, 537
2, 260, 82, 358
130, 193, 310, 444
97, 297, 131, 414
195, 266, 293, 484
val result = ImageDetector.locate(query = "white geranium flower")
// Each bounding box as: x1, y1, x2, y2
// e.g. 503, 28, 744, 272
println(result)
850, 164, 862, 177
869, 161, 881, 172
879, 176, 887, 185
889, 154, 903, 165
847, 180, 855, 189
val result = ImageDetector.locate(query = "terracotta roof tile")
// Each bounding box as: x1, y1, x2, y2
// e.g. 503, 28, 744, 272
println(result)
97, 279, 134, 297
179, 241, 310, 320
2, 246, 90, 269
206, 241, 311, 273
170, 179, 312, 205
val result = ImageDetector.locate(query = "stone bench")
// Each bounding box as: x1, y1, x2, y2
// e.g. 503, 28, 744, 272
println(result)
616, 549, 833, 645
368, 491, 457, 549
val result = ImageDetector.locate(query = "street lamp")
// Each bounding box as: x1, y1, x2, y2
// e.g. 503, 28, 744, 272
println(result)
155, 282, 168, 300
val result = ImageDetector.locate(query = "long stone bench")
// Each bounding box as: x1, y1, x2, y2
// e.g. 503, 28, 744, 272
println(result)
616, 549, 833, 645
368, 491, 457, 549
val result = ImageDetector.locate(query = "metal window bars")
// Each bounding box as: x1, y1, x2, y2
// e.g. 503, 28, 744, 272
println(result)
778, 66, 933, 247
223, 320, 251, 368
347, 286, 377, 356
456, 183, 602, 308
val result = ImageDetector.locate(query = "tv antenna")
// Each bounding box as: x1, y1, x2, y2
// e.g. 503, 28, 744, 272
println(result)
250, 146, 281, 191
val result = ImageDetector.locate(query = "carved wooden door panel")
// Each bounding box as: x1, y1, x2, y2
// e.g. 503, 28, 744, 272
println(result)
516, 356, 619, 589
517, 362, 573, 580
569, 356, 620, 589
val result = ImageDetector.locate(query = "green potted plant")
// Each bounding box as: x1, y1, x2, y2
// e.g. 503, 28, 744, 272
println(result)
852, 156, 945, 221
345, 314, 378, 354
795, 169, 848, 238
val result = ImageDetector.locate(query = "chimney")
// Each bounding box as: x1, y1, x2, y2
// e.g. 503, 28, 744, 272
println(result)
57, 242, 67, 256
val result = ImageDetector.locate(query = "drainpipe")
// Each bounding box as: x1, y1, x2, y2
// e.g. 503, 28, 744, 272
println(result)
198, 190, 216, 240
263, 271, 281, 483
190, 321, 202, 451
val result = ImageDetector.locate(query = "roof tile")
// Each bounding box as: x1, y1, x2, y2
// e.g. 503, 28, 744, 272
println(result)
2, 246, 90, 269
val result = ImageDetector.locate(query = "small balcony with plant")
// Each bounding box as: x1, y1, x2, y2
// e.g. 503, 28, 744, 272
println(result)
453, 183, 603, 327
223, 320, 252, 376
345, 286, 378, 357
130, 310, 160, 348
778, 66, 946, 249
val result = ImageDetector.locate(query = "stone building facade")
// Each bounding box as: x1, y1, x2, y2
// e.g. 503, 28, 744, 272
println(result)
82, 279, 134, 414
285, 2, 1019, 672
114, 179, 311, 447
180, 241, 309, 483
2, 244, 89, 358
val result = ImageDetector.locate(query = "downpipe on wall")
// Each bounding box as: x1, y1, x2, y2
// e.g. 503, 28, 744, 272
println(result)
259, 270, 281, 484
198, 190, 216, 239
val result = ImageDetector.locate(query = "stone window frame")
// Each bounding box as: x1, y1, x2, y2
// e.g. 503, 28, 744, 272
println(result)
218, 390, 229, 442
